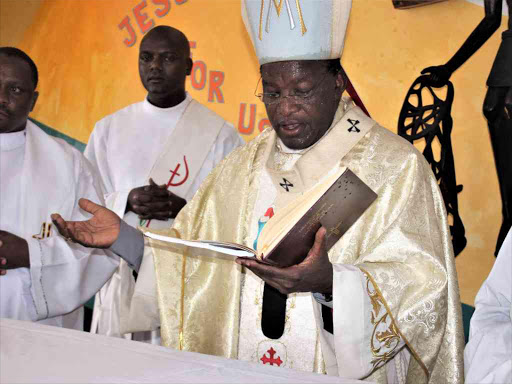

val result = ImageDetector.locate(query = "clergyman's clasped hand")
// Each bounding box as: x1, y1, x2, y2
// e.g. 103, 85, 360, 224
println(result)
127, 178, 186, 221
236, 227, 333, 295
0, 231, 30, 275
51, 198, 121, 249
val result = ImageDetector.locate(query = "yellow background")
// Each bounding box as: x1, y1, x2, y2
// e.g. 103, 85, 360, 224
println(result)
1, 0, 509, 305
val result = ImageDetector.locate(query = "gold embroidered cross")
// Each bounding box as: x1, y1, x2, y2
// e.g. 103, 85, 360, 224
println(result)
326, 220, 343, 239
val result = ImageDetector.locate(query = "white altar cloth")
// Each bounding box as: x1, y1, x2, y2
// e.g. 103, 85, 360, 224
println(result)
0, 319, 370, 383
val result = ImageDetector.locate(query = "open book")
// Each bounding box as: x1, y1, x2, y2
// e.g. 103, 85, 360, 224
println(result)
145, 167, 377, 267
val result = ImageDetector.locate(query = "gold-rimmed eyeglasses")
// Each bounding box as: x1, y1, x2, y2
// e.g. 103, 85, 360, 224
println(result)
254, 71, 331, 106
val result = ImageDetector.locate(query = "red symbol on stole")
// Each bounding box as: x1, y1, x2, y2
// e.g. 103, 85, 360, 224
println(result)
260, 347, 283, 366
141, 156, 190, 228
167, 156, 189, 187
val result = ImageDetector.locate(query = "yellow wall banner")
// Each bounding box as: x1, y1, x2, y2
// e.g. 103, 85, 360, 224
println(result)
1, 0, 510, 305
6, 0, 269, 144
115, 0, 269, 135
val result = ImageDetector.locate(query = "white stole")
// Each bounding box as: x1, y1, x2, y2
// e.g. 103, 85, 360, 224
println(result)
92, 99, 226, 336
265, 102, 374, 210
123, 99, 225, 229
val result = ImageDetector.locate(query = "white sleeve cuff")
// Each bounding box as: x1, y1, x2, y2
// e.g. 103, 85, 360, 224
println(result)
332, 264, 405, 378
332, 264, 372, 378
27, 238, 49, 320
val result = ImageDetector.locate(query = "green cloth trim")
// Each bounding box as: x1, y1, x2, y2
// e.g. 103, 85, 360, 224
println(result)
462, 303, 475, 345
29, 117, 86, 153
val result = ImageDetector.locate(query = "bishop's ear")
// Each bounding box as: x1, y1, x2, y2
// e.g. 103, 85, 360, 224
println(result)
335, 69, 347, 93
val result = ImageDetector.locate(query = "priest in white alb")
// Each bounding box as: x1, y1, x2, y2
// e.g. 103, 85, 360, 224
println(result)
53, 1, 465, 382
85, 25, 244, 340
0, 47, 118, 329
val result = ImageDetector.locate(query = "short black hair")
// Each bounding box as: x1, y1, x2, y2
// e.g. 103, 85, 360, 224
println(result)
0, 47, 39, 89
141, 26, 191, 58
325, 58, 342, 75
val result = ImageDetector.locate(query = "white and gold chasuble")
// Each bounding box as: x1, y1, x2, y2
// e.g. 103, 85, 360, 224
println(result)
238, 100, 371, 373
130, 99, 464, 383
238, 159, 322, 372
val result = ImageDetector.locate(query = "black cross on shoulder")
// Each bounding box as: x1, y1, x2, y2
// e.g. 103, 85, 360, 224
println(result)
347, 118, 360, 133
279, 178, 294, 192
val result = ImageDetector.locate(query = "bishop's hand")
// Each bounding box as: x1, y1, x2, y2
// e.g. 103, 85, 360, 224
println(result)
126, 178, 187, 221
421, 65, 452, 88
236, 227, 333, 295
51, 198, 121, 249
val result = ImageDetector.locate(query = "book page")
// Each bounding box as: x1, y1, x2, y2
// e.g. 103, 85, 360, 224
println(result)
255, 167, 377, 267
256, 167, 347, 256
144, 232, 256, 258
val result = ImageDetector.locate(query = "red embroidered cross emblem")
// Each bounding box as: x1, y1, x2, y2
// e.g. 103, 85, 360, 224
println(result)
260, 347, 283, 366
167, 155, 189, 187
142, 155, 190, 228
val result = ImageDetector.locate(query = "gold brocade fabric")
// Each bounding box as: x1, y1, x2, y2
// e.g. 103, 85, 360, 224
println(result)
150, 105, 464, 383
151, 129, 270, 358
334, 127, 464, 383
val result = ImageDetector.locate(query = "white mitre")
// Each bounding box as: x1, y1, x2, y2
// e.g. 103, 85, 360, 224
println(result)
242, 0, 352, 65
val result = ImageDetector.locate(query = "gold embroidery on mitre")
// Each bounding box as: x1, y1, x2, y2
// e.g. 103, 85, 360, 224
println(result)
272, 0, 285, 15
364, 271, 402, 371
258, 0, 307, 40
295, 0, 307, 35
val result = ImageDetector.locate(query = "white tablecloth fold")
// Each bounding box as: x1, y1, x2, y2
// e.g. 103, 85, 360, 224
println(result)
0, 318, 370, 383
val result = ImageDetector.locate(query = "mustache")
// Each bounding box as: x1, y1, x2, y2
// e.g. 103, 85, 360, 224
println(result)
0, 105, 10, 116
147, 70, 163, 79
276, 119, 302, 126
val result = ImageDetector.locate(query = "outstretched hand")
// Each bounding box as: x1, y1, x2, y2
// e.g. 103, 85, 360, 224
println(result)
236, 227, 333, 295
421, 65, 452, 88
51, 198, 121, 248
